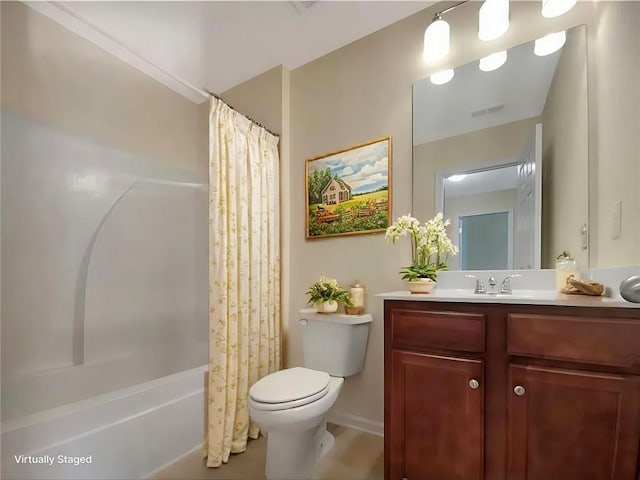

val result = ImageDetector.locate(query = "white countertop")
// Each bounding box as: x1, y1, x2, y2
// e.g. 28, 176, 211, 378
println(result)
378, 289, 640, 309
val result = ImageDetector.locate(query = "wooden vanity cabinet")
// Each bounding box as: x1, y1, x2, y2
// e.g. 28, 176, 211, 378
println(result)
389, 351, 483, 480
507, 364, 640, 480
384, 300, 640, 480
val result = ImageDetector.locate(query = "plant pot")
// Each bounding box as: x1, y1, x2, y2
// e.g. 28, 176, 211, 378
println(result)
316, 300, 338, 313
406, 278, 437, 294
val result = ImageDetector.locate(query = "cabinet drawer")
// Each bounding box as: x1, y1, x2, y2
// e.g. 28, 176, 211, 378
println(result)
390, 308, 485, 352
508, 314, 640, 368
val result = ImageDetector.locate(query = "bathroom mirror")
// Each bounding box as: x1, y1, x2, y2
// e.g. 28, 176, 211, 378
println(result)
412, 25, 588, 270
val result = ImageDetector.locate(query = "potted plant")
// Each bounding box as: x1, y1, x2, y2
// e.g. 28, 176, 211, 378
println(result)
306, 276, 354, 313
385, 213, 457, 293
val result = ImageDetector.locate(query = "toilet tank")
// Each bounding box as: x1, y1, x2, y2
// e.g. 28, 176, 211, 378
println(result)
298, 309, 372, 377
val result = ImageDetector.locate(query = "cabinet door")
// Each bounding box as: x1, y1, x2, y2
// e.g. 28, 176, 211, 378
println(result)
508, 365, 640, 480
389, 350, 483, 480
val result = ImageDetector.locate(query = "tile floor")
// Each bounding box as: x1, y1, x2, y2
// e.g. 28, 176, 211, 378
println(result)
151, 424, 383, 480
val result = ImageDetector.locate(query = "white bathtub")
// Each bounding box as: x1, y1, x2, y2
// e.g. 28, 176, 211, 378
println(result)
1, 364, 208, 479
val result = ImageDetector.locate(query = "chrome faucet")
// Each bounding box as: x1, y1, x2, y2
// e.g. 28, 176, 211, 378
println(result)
499, 274, 522, 295
487, 276, 497, 294
466, 274, 486, 294
467, 274, 521, 295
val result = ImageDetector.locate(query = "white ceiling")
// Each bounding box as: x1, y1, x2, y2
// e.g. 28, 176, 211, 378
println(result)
413, 38, 562, 145
444, 165, 519, 198
46, 1, 433, 99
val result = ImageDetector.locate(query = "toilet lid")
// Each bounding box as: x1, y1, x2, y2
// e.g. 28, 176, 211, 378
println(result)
249, 367, 330, 404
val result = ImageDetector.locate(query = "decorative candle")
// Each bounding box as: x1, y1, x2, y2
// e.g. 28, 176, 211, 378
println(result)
350, 281, 365, 309
555, 252, 580, 292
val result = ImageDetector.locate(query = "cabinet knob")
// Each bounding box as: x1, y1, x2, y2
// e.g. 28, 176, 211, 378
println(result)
469, 379, 480, 390
514, 385, 526, 396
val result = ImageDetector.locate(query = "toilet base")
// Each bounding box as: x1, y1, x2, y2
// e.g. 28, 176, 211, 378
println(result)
317, 428, 335, 462
265, 421, 334, 480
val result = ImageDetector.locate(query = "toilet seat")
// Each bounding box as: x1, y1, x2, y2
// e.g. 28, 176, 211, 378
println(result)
249, 367, 330, 411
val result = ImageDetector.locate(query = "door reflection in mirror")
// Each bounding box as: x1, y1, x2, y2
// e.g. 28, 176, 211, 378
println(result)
459, 212, 511, 270
441, 123, 541, 271
437, 124, 542, 270
445, 168, 516, 271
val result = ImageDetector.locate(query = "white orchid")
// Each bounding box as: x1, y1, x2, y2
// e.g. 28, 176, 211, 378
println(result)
385, 214, 420, 243
385, 213, 458, 281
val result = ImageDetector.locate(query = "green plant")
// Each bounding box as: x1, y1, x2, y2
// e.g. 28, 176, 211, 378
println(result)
386, 213, 457, 282
399, 264, 438, 281
306, 276, 354, 307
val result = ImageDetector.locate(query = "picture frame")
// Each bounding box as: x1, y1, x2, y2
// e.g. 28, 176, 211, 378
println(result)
305, 136, 392, 239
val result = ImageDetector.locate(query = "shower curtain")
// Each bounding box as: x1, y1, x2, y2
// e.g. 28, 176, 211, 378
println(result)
205, 97, 281, 467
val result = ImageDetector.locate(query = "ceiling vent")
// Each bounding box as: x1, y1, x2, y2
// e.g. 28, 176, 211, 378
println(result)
471, 104, 505, 118
291, 1, 319, 14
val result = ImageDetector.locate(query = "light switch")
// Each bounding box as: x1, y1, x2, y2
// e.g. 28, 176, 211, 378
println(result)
612, 200, 622, 240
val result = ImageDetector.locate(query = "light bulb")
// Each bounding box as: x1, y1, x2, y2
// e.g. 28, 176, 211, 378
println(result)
479, 50, 507, 72
423, 17, 450, 63
447, 174, 467, 182
478, 0, 510, 41
534, 31, 566, 56
430, 69, 455, 85
541, 0, 577, 18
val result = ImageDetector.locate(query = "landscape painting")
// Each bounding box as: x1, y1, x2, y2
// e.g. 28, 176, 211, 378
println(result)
305, 137, 392, 239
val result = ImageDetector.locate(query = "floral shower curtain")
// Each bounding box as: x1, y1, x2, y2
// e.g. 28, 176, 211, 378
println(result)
205, 97, 281, 467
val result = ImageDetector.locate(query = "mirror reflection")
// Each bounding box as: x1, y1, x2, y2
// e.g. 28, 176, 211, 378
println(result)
444, 165, 518, 270
413, 25, 588, 270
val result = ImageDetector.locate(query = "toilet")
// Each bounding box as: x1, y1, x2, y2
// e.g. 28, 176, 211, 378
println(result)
248, 308, 373, 480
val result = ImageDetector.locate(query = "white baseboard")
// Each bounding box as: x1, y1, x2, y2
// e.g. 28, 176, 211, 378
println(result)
327, 412, 384, 437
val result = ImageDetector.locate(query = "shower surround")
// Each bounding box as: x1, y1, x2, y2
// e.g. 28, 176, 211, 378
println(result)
1, 111, 209, 479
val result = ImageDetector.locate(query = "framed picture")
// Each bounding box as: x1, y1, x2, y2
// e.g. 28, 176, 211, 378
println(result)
305, 136, 392, 239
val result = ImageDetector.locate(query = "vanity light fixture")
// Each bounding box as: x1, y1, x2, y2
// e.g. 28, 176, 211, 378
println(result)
541, 0, 577, 18
447, 174, 467, 182
430, 69, 455, 85
423, 14, 450, 63
534, 31, 566, 56
479, 50, 507, 72
478, 0, 509, 41
423, 1, 468, 63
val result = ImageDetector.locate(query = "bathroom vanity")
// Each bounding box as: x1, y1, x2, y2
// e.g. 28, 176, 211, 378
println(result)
382, 293, 640, 480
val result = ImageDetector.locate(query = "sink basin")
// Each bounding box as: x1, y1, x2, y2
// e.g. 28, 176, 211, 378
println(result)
485, 290, 552, 299
430, 289, 558, 301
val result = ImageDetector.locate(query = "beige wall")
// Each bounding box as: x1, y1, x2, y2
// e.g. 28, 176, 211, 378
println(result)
588, 1, 640, 267
413, 116, 540, 223
222, 66, 284, 136
541, 26, 589, 269
1, 1, 206, 171
446, 189, 518, 271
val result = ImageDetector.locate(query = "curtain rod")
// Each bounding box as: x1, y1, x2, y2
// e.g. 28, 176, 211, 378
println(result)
206, 90, 280, 138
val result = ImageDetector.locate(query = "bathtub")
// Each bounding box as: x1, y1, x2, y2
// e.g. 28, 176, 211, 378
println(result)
1, 364, 208, 479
